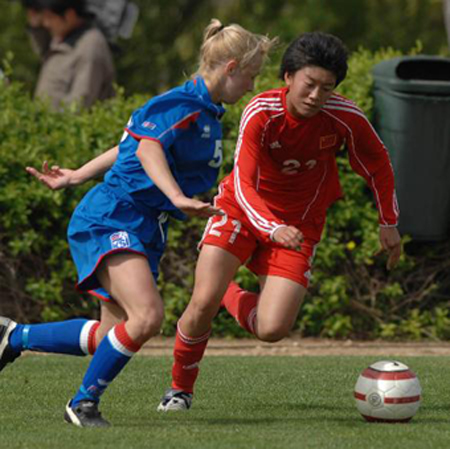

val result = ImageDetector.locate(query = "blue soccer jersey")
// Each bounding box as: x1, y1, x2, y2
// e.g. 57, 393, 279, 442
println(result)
68, 76, 226, 297
104, 76, 225, 214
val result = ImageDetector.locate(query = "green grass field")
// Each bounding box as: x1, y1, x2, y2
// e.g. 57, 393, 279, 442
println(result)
0, 354, 449, 449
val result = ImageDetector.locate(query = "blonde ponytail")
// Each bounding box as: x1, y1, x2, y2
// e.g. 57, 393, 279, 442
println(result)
202, 18, 225, 42
196, 19, 277, 75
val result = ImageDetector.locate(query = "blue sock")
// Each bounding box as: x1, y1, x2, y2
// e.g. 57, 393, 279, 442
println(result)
71, 322, 140, 406
8, 319, 99, 356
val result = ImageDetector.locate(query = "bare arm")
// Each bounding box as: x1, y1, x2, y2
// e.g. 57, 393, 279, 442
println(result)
136, 139, 222, 218
26, 145, 118, 190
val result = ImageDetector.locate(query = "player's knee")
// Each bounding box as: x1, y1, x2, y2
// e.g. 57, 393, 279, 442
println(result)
129, 308, 164, 341
257, 324, 290, 343
137, 317, 163, 341
189, 294, 220, 321
144, 309, 165, 338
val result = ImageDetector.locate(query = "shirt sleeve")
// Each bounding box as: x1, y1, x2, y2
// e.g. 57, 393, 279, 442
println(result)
345, 108, 399, 226
233, 109, 287, 242
125, 100, 201, 153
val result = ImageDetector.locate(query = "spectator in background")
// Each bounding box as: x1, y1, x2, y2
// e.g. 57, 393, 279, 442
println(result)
22, 0, 115, 110
22, 0, 52, 58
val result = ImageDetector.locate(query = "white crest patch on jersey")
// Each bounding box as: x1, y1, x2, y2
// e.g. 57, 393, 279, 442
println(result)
110, 231, 131, 249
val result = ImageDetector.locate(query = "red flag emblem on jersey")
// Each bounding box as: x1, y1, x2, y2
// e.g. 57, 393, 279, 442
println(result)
320, 134, 337, 149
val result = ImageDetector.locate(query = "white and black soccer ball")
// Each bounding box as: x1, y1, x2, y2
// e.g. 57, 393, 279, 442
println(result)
354, 360, 422, 423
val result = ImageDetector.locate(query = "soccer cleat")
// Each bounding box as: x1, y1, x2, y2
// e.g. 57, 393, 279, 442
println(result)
64, 400, 111, 428
157, 388, 193, 411
0, 316, 20, 372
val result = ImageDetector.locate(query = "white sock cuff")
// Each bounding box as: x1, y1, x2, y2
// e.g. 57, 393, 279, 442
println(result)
177, 322, 211, 345
79, 320, 99, 355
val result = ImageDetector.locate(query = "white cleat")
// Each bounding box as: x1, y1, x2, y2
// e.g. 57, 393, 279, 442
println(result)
157, 388, 192, 411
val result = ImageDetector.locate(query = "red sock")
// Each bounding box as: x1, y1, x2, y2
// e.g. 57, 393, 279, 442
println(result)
222, 281, 258, 334
79, 320, 100, 355
88, 321, 100, 355
171, 323, 211, 394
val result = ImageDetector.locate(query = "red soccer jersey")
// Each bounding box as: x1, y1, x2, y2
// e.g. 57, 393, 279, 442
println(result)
219, 87, 399, 242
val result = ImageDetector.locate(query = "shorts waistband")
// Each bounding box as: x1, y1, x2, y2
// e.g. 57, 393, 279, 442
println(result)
104, 183, 161, 218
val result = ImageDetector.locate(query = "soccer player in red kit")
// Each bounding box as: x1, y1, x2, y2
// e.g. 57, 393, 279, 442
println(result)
158, 31, 402, 411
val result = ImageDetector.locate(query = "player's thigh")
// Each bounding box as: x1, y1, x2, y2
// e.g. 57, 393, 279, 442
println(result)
256, 275, 307, 339
189, 244, 242, 313
96, 252, 163, 322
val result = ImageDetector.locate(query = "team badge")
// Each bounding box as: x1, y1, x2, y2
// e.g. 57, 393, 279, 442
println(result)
201, 125, 211, 138
143, 121, 157, 130
320, 134, 337, 149
110, 231, 131, 249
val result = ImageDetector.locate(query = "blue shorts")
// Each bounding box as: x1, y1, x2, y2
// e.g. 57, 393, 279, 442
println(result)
68, 184, 169, 302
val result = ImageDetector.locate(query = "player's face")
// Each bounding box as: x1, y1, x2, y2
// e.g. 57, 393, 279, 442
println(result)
42, 9, 72, 40
284, 66, 336, 119
26, 8, 44, 28
221, 54, 263, 104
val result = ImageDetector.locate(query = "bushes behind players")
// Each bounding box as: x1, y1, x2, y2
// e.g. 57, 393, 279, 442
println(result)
1, 44, 449, 340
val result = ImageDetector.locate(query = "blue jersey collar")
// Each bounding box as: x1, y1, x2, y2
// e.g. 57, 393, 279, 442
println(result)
193, 76, 226, 118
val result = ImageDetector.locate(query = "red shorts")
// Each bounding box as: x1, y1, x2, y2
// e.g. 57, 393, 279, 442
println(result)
199, 198, 325, 288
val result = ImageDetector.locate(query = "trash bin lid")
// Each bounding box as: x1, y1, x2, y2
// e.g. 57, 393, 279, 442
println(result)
372, 56, 450, 95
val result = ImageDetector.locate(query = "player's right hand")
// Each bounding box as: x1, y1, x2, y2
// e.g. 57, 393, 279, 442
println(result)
272, 225, 303, 250
172, 196, 224, 218
26, 161, 75, 190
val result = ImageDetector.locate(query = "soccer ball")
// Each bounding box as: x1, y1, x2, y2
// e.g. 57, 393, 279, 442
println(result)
354, 360, 422, 423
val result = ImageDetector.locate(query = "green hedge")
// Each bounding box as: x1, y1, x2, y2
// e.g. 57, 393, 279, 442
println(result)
1, 46, 450, 339
1, 0, 447, 95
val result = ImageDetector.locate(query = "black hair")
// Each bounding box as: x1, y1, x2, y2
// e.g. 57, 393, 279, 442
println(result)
279, 32, 348, 87
21, 0, 42, 9
24, 0, 87, 16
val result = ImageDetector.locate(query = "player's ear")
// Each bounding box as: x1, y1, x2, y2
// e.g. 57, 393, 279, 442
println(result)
284, 71, 293, 86
225, 59, 239, 76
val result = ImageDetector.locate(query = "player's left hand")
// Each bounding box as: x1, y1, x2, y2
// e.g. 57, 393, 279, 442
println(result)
378, 226, 402, 270
272, 225, 304, 251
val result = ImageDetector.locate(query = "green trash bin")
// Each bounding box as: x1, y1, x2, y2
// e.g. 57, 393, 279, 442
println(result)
372, 56, 450, 240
